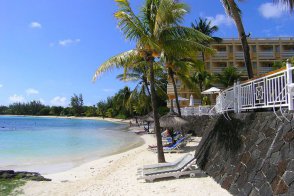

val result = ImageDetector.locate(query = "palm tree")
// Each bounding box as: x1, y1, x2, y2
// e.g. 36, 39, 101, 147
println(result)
162, 44, 212, 116
217, 66, 241, 88
116, 64, 167, 115
274, 0, 294, 10
93, 0, 206, 163
191, 17, 222, 62
221, 0, 254, 79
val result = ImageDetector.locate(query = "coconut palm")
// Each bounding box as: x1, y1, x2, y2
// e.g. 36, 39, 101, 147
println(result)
178, 59, 214, 104
221, 0, 254, 79
116, 64, 167, 115
191, 17, 222, 62
93, 0, 209, 163
217, 66, 241, 88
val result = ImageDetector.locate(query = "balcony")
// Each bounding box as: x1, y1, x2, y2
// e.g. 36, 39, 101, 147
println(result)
212, 67, 225, 74
235, 52, 244, 60
258, 51, 274, 59
236, 67, 247, 74
212, 51, 228, 60
258, 67, 274, 74
281, 51, 294, 58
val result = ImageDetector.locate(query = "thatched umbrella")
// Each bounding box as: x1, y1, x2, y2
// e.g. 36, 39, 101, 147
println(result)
140, 112, 155, 132
141, 112, 154, 122
159, 111, 189, 130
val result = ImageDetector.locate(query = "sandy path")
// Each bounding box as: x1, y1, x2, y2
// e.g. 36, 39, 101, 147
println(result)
20, 133, 231, 196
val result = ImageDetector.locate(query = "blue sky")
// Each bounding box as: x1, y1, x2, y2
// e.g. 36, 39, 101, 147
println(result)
0, 0, 293, 106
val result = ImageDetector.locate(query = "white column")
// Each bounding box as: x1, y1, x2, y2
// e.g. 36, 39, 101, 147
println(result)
287, 60, 294, 111
237, 80, 241, 113
233, 82, 238, 113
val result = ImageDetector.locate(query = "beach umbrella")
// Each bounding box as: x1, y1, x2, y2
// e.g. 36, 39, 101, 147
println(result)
159, 111, 189, 129
141, 111, 154, 122
201, 87, 221, 95
189, 94, 194, 107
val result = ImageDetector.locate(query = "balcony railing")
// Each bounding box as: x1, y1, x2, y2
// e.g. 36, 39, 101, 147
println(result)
235, 52, 244, 59
281, 51, 294, 58
258, 52, 274, 59
212, 67, 225, 74
212, 52, 228, 59
258, 67, 274, 74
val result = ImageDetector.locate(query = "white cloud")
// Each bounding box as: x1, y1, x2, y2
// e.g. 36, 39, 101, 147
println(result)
206, 14, 234, 27
50, 96, 67, 106
58, 39, 80, 47
26, 88, 39, 95
30, 22, 42, 29
9, 94, 25, 103
0, 84, 3, 88
258, 3, 286, 19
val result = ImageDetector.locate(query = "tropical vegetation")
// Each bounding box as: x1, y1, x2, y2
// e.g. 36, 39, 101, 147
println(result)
93, 0, 213, 163
217, 66, 241, 88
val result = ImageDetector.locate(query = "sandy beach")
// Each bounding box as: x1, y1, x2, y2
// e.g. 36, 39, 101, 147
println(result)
18, 124, 231, 196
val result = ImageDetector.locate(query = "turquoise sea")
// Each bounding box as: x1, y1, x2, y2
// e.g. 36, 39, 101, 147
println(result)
0, 116, 141, 174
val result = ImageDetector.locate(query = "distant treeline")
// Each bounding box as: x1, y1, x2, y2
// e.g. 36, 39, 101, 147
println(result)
0, 88, 169, 119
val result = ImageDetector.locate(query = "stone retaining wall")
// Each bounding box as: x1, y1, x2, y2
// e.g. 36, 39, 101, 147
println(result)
194, 112, 294, 195
184, 115, 214, 136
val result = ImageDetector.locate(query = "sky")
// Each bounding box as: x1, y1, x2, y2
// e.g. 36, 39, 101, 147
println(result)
0, 0, 293, 107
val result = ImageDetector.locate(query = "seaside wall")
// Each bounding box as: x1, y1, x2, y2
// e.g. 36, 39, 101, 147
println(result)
194, 112, 294, 195
184, 115, 213, 136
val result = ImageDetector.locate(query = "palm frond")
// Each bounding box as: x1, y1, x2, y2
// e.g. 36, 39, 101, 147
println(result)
93, 50, 138, 81
115, 0, 150, 42
274, 0, 294, 10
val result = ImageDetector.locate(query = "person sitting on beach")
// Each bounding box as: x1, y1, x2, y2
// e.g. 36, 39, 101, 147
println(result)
161, 129, 171, 137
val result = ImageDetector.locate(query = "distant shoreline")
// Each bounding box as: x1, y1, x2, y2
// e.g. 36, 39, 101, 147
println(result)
0, 114, 131, 125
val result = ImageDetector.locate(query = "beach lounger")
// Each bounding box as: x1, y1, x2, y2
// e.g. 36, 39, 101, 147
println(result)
148, 135, 188, 153
137, 154, 203, 182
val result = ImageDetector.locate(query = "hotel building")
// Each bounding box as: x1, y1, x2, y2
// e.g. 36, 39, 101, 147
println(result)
167, 37, 294, 107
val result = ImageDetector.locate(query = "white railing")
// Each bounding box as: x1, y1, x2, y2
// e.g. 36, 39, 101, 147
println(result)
214, 61, 294, 115
180, 106, 213, 116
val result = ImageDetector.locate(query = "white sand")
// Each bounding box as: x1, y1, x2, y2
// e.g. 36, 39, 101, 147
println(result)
19, 128, 231, 196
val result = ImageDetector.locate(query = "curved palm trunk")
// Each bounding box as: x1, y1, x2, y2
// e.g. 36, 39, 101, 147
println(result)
227, 0, 254, 79
199, 82, 203, 104
148, 56, 165, 163
143, 79, 151, 96
168, 67, 181, 116
201, 52, 205, 62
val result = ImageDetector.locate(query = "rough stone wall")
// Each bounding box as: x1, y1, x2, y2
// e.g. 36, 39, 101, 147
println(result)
184, 115, 214, 136
195, 112, 294, 195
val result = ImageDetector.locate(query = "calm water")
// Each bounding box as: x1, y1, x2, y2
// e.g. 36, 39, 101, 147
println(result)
0, 116, 141, 174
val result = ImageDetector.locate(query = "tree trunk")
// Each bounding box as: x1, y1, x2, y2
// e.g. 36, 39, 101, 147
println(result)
168, 67, 181, 117
201, 51, 205, 63
228, 0, 254, 79
148, 56, 165, 163
143, 78, 151, 96
199, 82, 203, 105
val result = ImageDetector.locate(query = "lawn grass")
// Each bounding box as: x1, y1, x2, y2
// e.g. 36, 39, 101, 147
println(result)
0, 179, 26, 196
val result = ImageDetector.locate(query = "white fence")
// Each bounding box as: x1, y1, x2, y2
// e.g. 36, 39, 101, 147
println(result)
179, 106, 212, 116
214, 61, 294, 114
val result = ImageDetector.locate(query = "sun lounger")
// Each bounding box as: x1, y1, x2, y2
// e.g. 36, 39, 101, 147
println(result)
137, 154, 203, 182
148, 135, 188, 153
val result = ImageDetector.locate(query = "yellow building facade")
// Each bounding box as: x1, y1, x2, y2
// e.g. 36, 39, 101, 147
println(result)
167, 37, 294, 107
